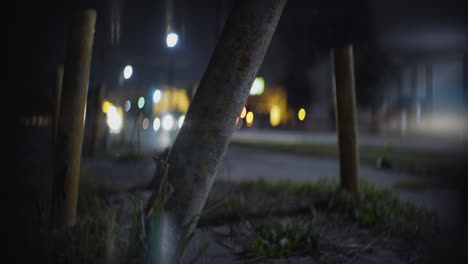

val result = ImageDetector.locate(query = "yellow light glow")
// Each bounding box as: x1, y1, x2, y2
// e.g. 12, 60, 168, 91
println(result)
102, 101, 113, 113
116, 107, 124, 117
298, 108, 306, 121
270, 105, 281, 126
240, 106, 247, 118
246, 111, 254, 127
152, 88, 190, 115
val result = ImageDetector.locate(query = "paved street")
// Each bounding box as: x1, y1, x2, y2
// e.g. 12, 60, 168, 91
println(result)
82, 143, 461, 230
16, 126, 461, 229
231, 129, 465, 153
218, 145, 461, 229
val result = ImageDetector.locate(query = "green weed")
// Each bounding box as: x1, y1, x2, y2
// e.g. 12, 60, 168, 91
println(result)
245, 218, 320, 258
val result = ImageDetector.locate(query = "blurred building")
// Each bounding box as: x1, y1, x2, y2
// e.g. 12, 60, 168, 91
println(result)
247, 84, 290, 127
367, 0, 467, 137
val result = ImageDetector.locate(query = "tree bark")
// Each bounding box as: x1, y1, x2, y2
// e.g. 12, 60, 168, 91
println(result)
144, 0, 286, 263
50, 9, 96, 228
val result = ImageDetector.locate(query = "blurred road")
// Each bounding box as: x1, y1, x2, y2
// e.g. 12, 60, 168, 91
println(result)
82, 143, 460, 230
11, 125, 463, 264
231, 129, 465, 153
218, 145, 461, 229
13, 126, 462, 230
104, 126, 466, 155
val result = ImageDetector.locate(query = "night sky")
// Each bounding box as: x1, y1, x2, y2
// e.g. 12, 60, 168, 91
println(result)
14, 0, 467, 113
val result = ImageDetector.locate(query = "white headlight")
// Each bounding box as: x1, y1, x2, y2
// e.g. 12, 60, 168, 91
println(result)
162, 114, 174, 130
107, 106, 122, 133
153, 117, 161, 131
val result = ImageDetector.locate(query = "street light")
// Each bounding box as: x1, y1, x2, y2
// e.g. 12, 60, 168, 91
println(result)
123, 65, 133, 80
162, 114, 174, 130
166, 31, 178, 91
153, 89, 162, 104
166, 32, 178, 48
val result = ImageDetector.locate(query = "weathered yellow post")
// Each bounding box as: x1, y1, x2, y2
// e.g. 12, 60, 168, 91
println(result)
53, 65, 64, 143
51, 9, 96, 228
332, 45, 360, 192
89, 84, 105, 156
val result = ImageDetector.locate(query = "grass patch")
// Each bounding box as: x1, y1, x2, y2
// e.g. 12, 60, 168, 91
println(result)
329, 180, 437, 234
202, 178, 444, 262
217, 178, 439, 260
245, 218, 320, 258
233, 177, 436, 235
45, 180, 124, 264
225, 194, 247, 211
43, 180, 157, 263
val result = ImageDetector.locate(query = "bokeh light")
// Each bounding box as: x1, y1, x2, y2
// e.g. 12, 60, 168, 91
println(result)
298, 108, 306, 121
153, 117, 161, 131
246, 111, 254, 127
138, 97, 145, 109
123, 65, 133, 79
270, 105, 281, 126
166, 33, 178, 48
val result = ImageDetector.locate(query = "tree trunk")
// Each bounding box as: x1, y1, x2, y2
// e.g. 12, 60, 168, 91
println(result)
144, 0, 286, 263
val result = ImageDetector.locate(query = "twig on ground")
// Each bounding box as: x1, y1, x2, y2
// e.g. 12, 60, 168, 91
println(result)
344, 232, 387, 264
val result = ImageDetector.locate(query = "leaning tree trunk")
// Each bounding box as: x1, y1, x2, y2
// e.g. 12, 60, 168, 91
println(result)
143, 0, 287, 263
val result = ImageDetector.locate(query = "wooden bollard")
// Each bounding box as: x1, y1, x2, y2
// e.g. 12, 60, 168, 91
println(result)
53, 65, 64, 143
51, 9, 96, 228
87, 84, 105, 157
332, 45, 360, 192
